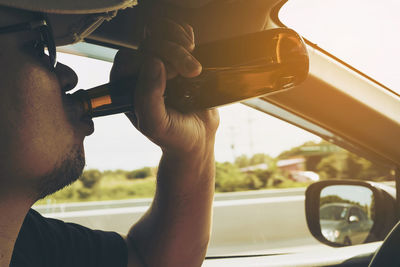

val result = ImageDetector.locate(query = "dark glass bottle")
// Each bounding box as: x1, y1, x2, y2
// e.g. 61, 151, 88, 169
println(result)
72, 27, 309, 117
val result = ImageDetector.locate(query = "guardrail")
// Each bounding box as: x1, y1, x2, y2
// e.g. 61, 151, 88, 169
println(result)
34, 188, 320, 255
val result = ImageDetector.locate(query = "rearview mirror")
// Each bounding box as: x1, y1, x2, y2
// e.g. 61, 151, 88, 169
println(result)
306, 180, 397, 247
165, 28, 309, 112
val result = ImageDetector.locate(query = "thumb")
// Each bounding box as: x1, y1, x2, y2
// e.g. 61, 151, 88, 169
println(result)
133, 57, 168, 138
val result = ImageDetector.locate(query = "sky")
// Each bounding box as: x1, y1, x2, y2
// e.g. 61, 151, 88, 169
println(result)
56, 0, 400, 171
321, 185, 373, 206
280, 0, 400, 94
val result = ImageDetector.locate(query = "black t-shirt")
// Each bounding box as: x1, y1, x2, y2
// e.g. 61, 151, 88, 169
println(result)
10, 209, 128, 267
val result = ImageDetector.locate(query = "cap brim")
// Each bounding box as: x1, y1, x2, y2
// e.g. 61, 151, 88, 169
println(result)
0, 0, 137, 14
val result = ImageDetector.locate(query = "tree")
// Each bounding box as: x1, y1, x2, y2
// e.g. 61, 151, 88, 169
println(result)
80, 169, 102, 189
278, 141, 320, 159
234, 155, 250, 168
215, 162, 249, 192
249, 153, 271, 165
344, 153, 390, 180
253, 169, 272, 187
317, 154, 342, 179
244, 174, 263, 190
305, 155, 324, 172
126, 167, 153, 179
316, 150, 390, 181
77, 187, 92, 199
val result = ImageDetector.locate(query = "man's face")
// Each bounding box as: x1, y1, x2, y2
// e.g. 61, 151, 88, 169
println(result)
0, 7, 93, 200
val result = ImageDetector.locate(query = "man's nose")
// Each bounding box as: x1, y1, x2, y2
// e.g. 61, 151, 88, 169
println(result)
54, 62, 78, 92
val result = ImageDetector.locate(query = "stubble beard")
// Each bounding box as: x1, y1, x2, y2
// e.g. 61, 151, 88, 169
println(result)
34, 144, 85, 200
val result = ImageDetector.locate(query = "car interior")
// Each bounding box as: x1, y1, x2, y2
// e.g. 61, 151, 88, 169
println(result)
45, 0, 400, 266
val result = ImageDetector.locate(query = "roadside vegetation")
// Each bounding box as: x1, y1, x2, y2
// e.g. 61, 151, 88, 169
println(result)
35, 141, 392, 205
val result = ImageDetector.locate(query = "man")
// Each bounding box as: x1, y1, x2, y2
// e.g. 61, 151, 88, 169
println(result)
0, 0, 219, 266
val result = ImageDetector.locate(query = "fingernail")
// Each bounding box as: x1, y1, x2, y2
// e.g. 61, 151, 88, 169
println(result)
185, 56, 201, 73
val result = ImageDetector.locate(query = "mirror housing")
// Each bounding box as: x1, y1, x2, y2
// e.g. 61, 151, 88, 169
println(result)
306, 180, 397, 247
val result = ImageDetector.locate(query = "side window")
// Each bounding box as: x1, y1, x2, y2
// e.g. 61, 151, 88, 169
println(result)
355, 208, 367, 221
33, 51, 393, 255
349, 208, 357, 218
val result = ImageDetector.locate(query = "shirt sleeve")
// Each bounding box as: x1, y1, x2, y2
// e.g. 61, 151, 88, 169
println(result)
11, 209, 128, 267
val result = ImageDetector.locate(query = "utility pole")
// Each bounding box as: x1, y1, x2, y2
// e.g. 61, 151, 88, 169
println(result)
229, 125, 237, 162
247, 110, 254, 157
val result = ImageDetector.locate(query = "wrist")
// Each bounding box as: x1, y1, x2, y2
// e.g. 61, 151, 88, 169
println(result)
162, 137, 214, 158
160, 123, 217, 154
158, 142, 216, 190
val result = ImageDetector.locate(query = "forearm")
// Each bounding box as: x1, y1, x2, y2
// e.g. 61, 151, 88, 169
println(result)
127, 143, 216, 267
113, 21, 219, 265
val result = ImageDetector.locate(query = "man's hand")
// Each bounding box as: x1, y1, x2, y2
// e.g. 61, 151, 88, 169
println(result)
110, 18, 219, 156
141, 17, 201, 79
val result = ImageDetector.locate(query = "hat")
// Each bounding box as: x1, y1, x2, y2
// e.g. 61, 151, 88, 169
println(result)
0, 0, 137, 14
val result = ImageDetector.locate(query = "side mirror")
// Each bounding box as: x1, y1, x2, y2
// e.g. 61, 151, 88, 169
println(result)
306, 180, 397, 247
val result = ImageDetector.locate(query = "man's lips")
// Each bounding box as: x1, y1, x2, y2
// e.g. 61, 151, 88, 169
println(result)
80, 116, 95, 136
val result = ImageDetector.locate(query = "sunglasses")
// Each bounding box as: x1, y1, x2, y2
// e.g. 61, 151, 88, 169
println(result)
0, 16, 56, 70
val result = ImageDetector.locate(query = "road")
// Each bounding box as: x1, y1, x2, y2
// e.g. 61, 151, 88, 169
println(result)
34, 188, 320, 256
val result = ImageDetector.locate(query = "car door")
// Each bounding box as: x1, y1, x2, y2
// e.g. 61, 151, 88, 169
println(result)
346, 207, 365, 244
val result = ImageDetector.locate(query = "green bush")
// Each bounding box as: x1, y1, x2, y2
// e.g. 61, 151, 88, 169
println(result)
53, 184, 76, 200
215, 162, 252, 192
76, 187, 92, 199
126, 167, 153, 179
99, 179, 156, 200
244, 174, 263, 190
253, 169, 272, 187
80, 169, 102, 189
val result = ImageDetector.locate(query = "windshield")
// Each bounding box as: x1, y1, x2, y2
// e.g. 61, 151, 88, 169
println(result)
32, 51, 392, 257
320, 205, 348, 221
32, 28, 394, 260
279, 0, 400, 96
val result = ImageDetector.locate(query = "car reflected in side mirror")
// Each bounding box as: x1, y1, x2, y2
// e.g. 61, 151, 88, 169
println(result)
319, 185, 374, 246
306, 180, 397, 247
